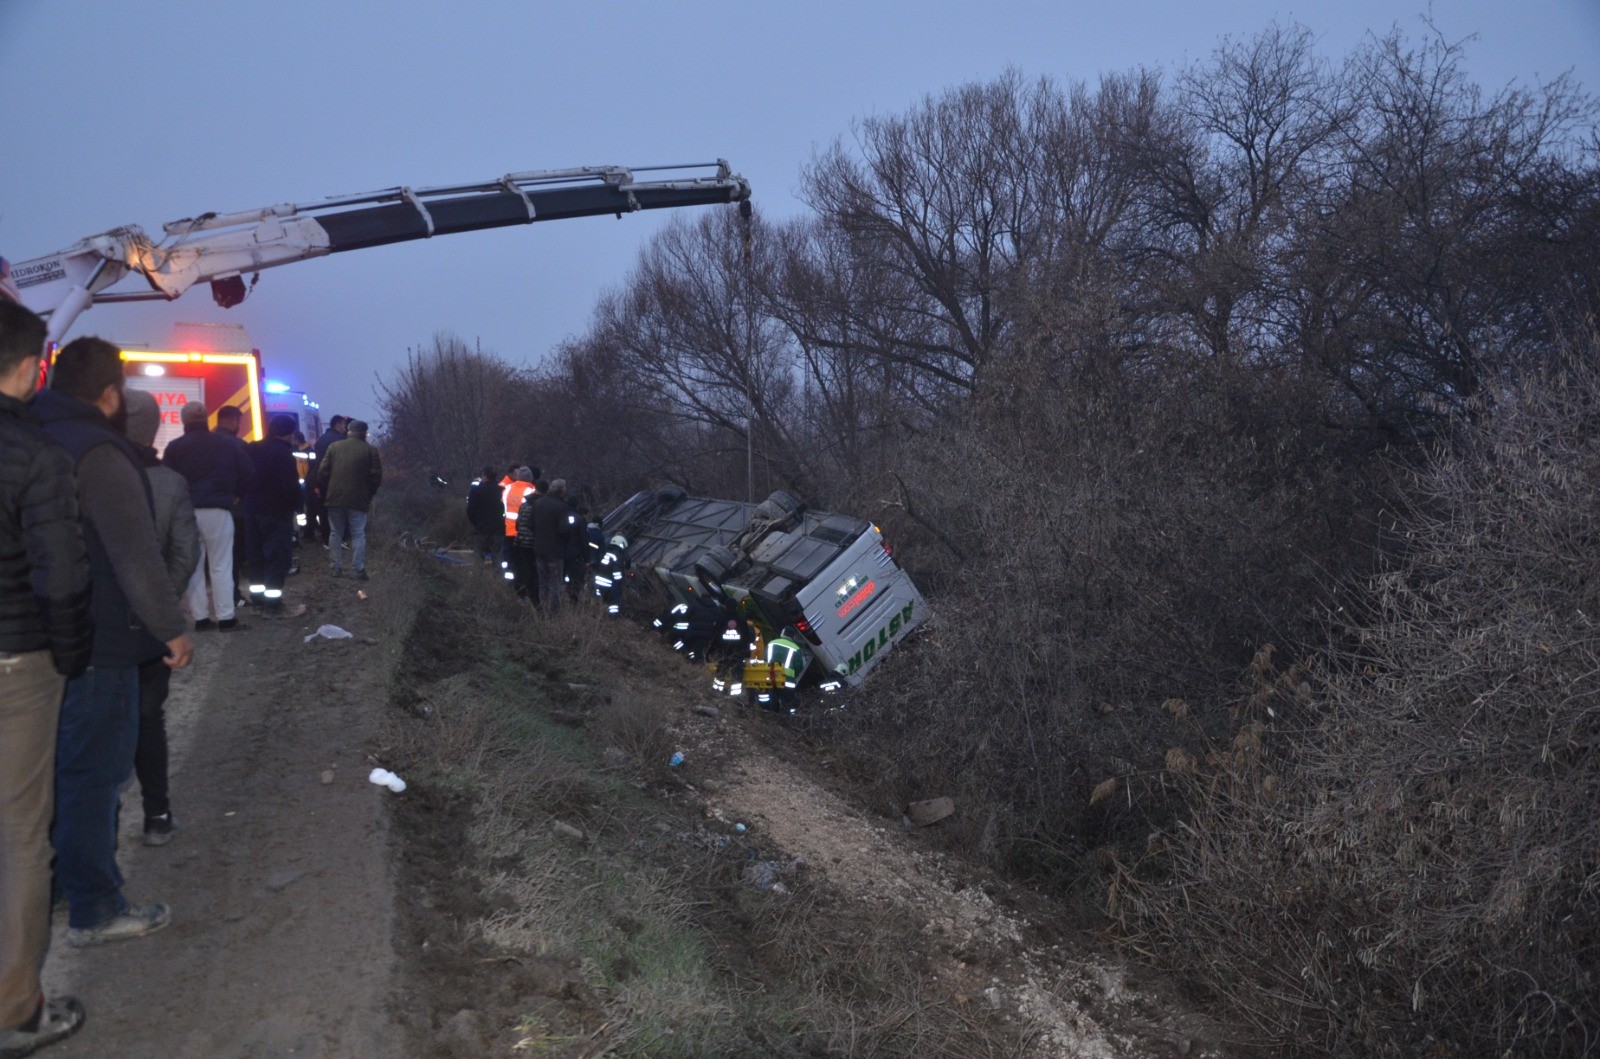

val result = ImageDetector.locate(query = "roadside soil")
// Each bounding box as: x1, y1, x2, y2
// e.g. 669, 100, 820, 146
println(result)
39, 547, 1242, 1058
43, 555, 406, 1059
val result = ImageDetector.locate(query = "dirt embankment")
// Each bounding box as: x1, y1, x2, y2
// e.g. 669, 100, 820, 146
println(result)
39, 550, 1242, 1058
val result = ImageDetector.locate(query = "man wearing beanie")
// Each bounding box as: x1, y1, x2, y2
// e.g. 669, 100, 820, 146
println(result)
123, 391, 201, 844
164, 399, 253, 630
241, 414, 303, 616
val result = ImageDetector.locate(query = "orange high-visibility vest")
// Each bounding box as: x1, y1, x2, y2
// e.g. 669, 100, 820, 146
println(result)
503, 480, 535, 537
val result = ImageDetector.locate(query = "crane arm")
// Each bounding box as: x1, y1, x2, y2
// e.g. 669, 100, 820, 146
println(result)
10, 161, 751, 343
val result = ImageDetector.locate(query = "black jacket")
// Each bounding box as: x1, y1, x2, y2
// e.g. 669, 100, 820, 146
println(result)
242, 436, 303, 519
466, 478, 502, 533
0, 391, 92, 677
521, 493, 577, 558
163, 422, 254, 510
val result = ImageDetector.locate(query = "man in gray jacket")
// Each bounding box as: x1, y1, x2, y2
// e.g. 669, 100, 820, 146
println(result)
124, 390, 200, 846
33, 338, 192, 948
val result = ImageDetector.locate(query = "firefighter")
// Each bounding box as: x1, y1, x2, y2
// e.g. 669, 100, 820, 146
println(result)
593, 535, 628, 615
501, 466, 536, 595
760, 634, 806, 711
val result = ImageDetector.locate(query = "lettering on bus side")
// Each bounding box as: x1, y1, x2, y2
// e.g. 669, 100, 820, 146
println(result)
846, 602, 918, 675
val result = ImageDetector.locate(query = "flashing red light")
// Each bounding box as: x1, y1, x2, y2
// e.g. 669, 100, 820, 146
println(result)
793, 615, 821, 646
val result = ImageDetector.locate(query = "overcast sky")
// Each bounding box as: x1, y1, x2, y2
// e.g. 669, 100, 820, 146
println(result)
3, 1, 1596, 426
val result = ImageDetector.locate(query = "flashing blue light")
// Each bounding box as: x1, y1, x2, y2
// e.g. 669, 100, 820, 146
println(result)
264, 380, 291, 394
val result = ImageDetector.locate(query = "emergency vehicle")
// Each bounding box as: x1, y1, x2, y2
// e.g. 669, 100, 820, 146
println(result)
118, 322, 266, 456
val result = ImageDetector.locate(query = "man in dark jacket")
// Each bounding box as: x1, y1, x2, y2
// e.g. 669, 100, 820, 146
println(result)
525, 478, 578, 613
242, 414, 303, 617
124, 390, 201, 847
305, 414, 347, 545
163, 399, 252, 630
318, 419, 382, 580
466, 466, 503, 565
34, 336, 191, 951
0, 299, 90, 1055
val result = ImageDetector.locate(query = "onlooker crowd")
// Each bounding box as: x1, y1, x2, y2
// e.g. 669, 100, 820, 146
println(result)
0, 290, 395, 1057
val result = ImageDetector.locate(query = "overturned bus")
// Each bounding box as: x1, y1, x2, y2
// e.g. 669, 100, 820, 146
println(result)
601, 486, 927, 688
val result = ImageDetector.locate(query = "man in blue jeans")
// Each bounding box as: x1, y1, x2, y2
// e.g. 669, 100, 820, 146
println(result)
317, 419, 382, 580
33, 337, 194, 949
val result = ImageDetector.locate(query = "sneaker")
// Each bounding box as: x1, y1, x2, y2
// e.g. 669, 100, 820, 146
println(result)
66, 903, 171, 948
143, 813, 176, 847
217, 618, 247, 632
194, 618, 216, 631
0, 996, 86, 1058
355, 570, 369, 582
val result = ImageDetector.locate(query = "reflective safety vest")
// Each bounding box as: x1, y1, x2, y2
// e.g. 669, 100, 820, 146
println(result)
766, 636, 804, 678
502, 481, 535, 537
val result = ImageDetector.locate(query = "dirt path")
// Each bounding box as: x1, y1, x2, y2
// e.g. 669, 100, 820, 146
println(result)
42, 565, 407, 1059
683, 711, 1229, 1058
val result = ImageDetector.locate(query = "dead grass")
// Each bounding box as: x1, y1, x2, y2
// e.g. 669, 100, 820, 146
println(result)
380, 554, 1029, 1057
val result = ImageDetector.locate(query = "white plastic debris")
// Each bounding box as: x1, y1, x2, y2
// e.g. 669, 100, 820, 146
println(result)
368, 767, 407, 793
304, 624, 354, 643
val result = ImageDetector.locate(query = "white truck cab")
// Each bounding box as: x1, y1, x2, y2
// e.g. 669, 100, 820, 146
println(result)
602, 487, 927, 687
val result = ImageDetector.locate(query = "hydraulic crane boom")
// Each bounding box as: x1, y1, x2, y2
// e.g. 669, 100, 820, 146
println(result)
9, 161, 752, 343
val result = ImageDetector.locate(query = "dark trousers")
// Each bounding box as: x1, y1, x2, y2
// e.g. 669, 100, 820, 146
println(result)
563, 557, 584, 602
536, 555, 565, 613
245, 513, 294, 606
473, 529, 503, 564
134, 658, 171, 820
306, 487, 330, 544
510, 543, 540, 602
54, 664, 139, 930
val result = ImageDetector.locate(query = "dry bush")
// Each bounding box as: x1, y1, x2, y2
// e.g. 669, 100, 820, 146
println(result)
1116, 355, 1600, 1056
829, 367, 1361, 876
590, 692, 670, 768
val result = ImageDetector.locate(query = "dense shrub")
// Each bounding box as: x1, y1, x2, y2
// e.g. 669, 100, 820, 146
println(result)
1115, 355, 1600, 1056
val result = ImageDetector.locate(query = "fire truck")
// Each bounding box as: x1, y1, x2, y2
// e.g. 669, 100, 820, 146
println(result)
118, 322, 267, 456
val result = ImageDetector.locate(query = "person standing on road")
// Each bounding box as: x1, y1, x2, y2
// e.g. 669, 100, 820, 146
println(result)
525, 478, 577, 614
33, 336, 192, 949
123, 390, 201, 847
242, 414, 303, 616
318, 419, 381, 580
306, 414, 347, 546
0, 298, 91, 1057
466, 466, 503, 565
164, 400, 252, 631
213, 405, 252, 613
